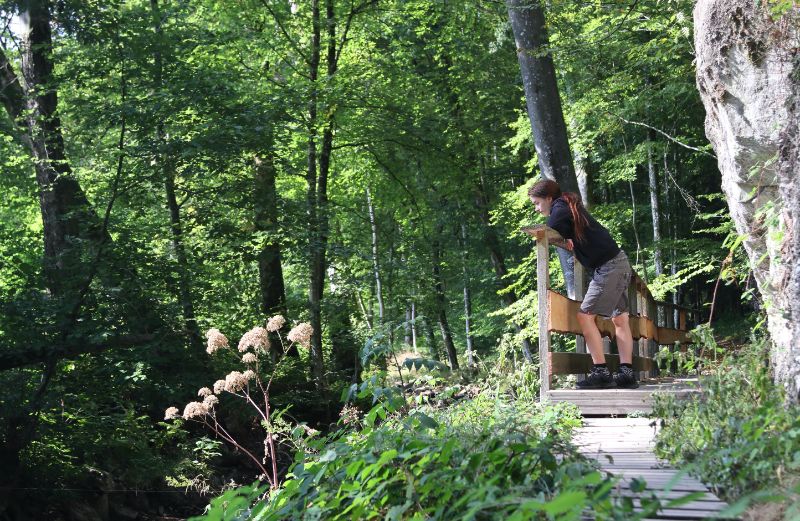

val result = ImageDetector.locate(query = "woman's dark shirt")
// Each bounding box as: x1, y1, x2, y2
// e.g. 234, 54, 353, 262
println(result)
546, 197, 620, 270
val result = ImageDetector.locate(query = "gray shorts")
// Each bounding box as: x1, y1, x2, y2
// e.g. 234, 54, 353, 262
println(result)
579, 251, 631, 318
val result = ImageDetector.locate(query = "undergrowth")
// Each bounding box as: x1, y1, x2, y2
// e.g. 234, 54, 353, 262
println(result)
653, 331, 800, 519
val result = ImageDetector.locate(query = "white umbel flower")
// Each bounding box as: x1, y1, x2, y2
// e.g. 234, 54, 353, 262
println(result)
266, 315, 286, 332
288, 322, 314, 348
238, 326, 270, 353
206, 328, 229, 354
183, 401, 209, 419
224, 371, 249, 393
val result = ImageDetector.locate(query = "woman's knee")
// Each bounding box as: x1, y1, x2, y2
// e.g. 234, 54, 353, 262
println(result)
611, 312, 629, 327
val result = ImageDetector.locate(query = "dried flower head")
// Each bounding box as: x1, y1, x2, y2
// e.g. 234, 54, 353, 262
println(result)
206, 328, 229, 354
198, 387, 213, 398
266, 315, 286, 332
183, 401, 209, 420
339, 404, 361, 425
224, 371, 249, 393
242, 352, 258, 364
243, 369, 257, 381
164, 406, 180, 420
301, 424, 320, 436
203, 395, 219, 408
238, 326, 270, 353
213, 379, 226, 394
287, 322, 314, 348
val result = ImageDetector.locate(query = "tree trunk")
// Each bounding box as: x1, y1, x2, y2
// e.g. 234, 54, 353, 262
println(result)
505, 0, 578, 192
647, 134, 663, 277
459, 223, 475, 367
404, 302, 413, 349
694, 0, 800, 403
254, 153, 289, 353
506, 0, 581, 298
475, 174, 534, 361
4, 2, 102, 298
254, 154, 287, 318
423, 316, 440, 361
151, 0, 201, 350
306, 0, 326, 386
366, 187, 385, 325
431, 225, 459, 369
411, 301, 418, 354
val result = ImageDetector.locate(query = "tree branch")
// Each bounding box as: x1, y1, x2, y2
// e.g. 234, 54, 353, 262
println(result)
610, 112, 717, 158
259, 0, 311, 66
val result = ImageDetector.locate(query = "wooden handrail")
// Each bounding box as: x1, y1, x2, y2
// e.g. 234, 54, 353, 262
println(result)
522, 225, 696, 400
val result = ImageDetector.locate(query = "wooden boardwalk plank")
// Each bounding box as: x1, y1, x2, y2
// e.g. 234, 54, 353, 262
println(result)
548, 378, 700, 415
573, 417, 735, 520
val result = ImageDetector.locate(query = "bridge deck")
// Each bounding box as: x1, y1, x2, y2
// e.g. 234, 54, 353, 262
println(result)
575, 417, 735, 520
547, 377, 699, 415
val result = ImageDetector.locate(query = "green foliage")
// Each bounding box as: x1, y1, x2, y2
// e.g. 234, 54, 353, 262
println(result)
653, 336, 800, 502
193, 391, 706, 520
197, 398, 564, 520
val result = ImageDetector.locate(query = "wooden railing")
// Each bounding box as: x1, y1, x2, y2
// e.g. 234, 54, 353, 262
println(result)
523, 225, 701, 400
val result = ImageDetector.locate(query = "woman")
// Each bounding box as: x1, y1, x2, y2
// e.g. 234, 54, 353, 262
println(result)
528, 179, 638, 389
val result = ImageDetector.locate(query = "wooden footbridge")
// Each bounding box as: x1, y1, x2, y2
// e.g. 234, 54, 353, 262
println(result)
525, 225, 735, 520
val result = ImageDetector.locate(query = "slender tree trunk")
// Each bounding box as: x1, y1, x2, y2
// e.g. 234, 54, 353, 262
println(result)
664, 150, 680, 324
404, 303, 412, 348
366, 187, 385, 325
164, 172, 201, 347
459, 223, 475, 367
306, 0, 325, 386
411, 301, 418, 354
647, 133, 663, 277
475, 173, 534, 361
431, 224, 459, 369
151, 0, 201, 350
423, 316, 439, 361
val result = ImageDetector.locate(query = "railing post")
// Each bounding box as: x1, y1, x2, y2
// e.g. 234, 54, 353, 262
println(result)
536, 231, 551, 401
665, 304, 675, 373
679, 309, 687, 354
638, 289, 648, 382
649, 300, 658, 378
574, 256, 586, 379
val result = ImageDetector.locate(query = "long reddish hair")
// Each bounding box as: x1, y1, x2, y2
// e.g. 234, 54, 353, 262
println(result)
528, 179, 589, 243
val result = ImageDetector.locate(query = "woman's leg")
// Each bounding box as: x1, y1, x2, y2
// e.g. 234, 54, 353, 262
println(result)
577, 311, 606, 364
612, 312, 633, 364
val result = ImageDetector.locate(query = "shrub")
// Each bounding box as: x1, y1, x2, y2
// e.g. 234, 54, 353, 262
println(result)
653, 335, 800, 502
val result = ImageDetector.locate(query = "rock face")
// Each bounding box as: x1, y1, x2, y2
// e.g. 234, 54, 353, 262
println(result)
694, 0, 800, 402
694, 0, 800, 403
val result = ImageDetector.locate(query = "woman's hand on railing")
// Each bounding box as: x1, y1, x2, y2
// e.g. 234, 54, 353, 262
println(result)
565, 239, 574, 251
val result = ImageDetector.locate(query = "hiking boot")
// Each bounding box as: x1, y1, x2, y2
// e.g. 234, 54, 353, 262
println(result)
576, 365, 616, 389
614, 365, 640, 389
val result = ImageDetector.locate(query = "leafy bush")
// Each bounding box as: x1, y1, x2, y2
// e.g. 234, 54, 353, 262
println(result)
653, 335, 800, 502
